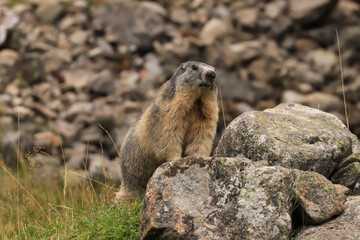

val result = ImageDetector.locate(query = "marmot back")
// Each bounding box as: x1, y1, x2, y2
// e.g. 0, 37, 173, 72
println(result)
115, 61, 219, 201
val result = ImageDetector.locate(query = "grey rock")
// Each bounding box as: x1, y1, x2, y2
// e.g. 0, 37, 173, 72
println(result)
340, 76, 360, 103
214, 103, 354, 177
27, 102, 57, 119
69, 30, 88, 45
7, 105, 35, 119
217, 70, 258, 104
60, 169, 88, 187
30, 154, 60, 180
310, 49, 338, 74
292, 170, 346, 224
270, 16, 292, 36
199, 18, 229, 45
247, 56, 281, 84
301, 25, 338, 46
13, 57, 45, 84
65, 143, 87, 170
282, 90, 306, 103
289, 0, 338, 25
93, 100, 117, 130
93, 1, 165, 50
227, 41, 261, 63
89, 69, 115, 95
343, 26, 360, 49
337, 0, 360, 25
234, 7, 258, 29
0, 7, 19, 46
88, 154, 121, 185
1, 131, 34, 168
73, 113, 96, 127
62, 102, 93, 121
50, 119, 79, 140
350, 135, 360, 153
141, 157, 345, 240
141, 1, 167, 17
170, 8, 190, 25
265, 1, 286, 19
334, 184, 352, 196
294, 38, 319, 57
59, 15, 77, 31
0, 49, 19, 67
353, 180, 360, 195
143, 53, 162, 85
88, 39, 114, 57
308, 91, 341, 107
297, 66, 325, 87
331, 162, 360, 189
35, 3, 64, 23
336, 152, 360, 170
43, 48, 72, 73
234, 102, 254, 115
295, 196, 360, 240
280, 60, 324, 88
34, 131, 61, 150
80, 125, 102, 143
29, 153, 58, 169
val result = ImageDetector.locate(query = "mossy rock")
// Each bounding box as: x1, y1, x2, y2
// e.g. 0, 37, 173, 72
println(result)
13, 57, 44, 84
141, 157, 345, 240
295, 196, 360, 240
331, 162, 360, 189
214, 103, 358, 178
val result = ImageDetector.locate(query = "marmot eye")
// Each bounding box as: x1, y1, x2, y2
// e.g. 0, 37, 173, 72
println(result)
192, 65, 198, 71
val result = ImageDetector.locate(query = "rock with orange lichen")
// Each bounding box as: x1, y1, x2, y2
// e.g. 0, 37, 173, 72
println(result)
140, 157, 346, 240
295, 196, 360, 240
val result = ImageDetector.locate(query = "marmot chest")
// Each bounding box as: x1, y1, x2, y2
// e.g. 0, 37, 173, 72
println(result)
182, 100, 205, 136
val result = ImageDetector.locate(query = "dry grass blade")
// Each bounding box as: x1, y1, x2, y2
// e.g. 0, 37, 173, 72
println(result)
17, 107, 21, 232
41, 144, 118, 189
0, 163, 50, 221
98, 123, 121, 157
335, 28, 349, 129
68, 170, 119, 191
217, 82, 227, 129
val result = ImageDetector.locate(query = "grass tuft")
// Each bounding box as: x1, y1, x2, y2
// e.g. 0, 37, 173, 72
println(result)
0, 159, 143, 239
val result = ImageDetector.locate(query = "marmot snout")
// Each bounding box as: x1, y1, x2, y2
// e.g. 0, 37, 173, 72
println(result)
115, 61, 219, 201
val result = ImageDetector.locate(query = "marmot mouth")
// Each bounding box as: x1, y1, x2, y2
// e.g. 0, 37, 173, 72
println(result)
199, 82, 212, 88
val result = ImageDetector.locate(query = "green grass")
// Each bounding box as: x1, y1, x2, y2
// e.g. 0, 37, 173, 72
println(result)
70, 202, 142, 239
6, 200, 143, 240
10, 200, 143, 240
0, 161, 143, 239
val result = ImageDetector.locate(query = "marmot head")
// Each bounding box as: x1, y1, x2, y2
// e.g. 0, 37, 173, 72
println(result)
173, 61, 216, 91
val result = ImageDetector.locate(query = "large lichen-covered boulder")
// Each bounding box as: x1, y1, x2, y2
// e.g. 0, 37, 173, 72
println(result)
214, 103, 358, 178
295, 196, 360, 240
140, 157, 345, 240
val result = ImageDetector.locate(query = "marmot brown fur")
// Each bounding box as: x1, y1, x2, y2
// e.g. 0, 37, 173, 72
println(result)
115, 61, 218, 201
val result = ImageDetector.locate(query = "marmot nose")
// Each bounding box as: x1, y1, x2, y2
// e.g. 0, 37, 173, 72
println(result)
205, 71, 216, 82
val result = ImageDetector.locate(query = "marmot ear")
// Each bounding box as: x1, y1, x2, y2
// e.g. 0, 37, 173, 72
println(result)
180, 63, 186, 71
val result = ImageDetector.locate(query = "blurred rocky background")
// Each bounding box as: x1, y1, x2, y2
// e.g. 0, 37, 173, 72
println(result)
0, 0, 359, 183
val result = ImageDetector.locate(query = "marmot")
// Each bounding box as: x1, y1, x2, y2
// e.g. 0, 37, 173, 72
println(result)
115, 61, 218, 201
